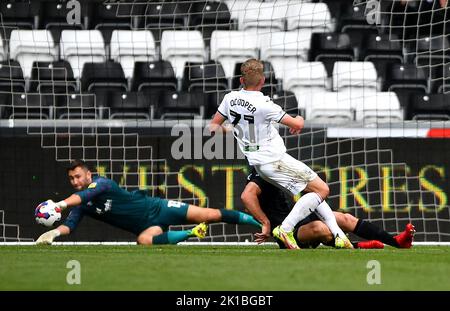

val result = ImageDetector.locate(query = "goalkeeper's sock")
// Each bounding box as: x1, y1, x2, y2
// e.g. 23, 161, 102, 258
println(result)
152, 231, 191, 245
220, 209, 262, 228
353, 219, 400, 248
314, 201, 347, 239
281, 192, 322, 232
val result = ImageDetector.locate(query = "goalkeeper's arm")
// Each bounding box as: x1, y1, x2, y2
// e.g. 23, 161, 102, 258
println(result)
53, 194, 82, 212
35, 225, 70, 245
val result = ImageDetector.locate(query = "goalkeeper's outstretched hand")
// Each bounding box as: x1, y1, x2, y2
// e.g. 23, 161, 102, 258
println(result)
36, 229, 60, 245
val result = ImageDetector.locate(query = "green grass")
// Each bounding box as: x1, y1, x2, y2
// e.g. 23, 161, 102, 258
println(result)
1, 245, 449, 290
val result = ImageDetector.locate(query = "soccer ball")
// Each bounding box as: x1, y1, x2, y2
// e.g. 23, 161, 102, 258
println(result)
35, 200, 61, 227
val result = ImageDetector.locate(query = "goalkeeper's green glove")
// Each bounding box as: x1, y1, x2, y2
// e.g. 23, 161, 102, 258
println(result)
36, 229, 61, 245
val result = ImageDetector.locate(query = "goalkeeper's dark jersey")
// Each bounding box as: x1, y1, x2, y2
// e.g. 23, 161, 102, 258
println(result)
63, 176, 163, 235
246, 168, 293, 230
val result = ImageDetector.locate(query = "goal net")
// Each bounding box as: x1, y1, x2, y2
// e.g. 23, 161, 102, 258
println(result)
0, 0, 449, 244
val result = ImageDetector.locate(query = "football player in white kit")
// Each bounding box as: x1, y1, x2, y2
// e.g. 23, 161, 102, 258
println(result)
209, 59, 352, 249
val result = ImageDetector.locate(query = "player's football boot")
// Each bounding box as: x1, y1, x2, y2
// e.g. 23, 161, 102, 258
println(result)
357, 240, 385, 249
394, 223, 416, 248
272, 226, 300, 249
190, 222, 208, 239
335, 234, 354, 249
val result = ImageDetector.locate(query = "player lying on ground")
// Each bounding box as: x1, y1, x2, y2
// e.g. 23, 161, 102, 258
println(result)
35, 159, 261, 245
242, 168, 416, 249
210, 58, 350, 249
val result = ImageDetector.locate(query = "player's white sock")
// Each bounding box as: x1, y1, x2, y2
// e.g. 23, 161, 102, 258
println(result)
281, 192, 322, 232
314, 201, 346, 238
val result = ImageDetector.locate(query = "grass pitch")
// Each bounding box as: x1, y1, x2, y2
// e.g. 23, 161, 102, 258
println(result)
1, 245, 449, 290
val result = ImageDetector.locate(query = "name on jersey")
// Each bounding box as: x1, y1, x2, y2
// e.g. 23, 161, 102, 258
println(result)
230, 98, 256, 113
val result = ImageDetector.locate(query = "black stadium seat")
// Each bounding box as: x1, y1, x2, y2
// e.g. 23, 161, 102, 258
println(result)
29, 61, 77, 94
309, 32, 354, 77
157, 91, 207, 119
272, 90, 301, 117
188, 1, 232, 46
90, 0, 141, 44
6, 93, 53, 119
0, 1, 38, 40
431, 64, 450, 93
81, 61, 128, 93
38, 0, 85, 42
182, 61, 228, 92
131, 61, 177, 93
108, 91, 156, 120
0, 60, 25, 93
410, 93, 450, 121
54, 93, 98, 119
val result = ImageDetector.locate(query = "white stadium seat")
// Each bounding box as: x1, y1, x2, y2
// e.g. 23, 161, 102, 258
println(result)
240, 1, 286, 31
296, 91, 353, 123
282, 61, 328, 95
353, 92, 404, 123
210, 30, 259, 79
110, 30, 157, 79
9, 30, 58, 79
60, 30, 106, 79
0, 33, 5, 62
160, 30, 207, 79
286, 2, 334, 32
332, 61, 379, 93
260, 29, 312, 79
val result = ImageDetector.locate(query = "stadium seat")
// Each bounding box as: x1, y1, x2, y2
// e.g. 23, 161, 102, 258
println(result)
60, 30, 106, 79
54, 93, 98, 119
0, 34, 6, 62
80, 61, 128, 93
29, 61, 77, 94
272, 90, 301, 117
6, 93, 53, 119
332, 61, 379, 93
141, 1, 190, 43
160, 30, 207, 79
108, 91, 156, 120
182, 61, 228, 92
131, 60, 177, 93
90, 1, 139, 44
38, 0, 85, 42
286, 2, 334, 32
0, 1, 37, 40
384, 63, 429, 93
430, 64, 450, 93
240, 1, 286, 31
157, 91, 207, 119
0, 60, 25, 92
210, 30, 259, 79
296, 91, 353, 123
309, 32, 354, 77
110, 30, 157, 79
359, 34, 404, 82
353, 92, 404, 123
9, 30, 58, 79
408, 36, 450, 67
232, 61, 278, 96
410, 93, 450, 121
225, 0, 259, 28
283, 62, 329, 100
187, 1, 232, 46
260, 29, 313, 79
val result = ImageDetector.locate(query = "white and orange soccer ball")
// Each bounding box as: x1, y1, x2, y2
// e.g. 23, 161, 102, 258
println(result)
34, 200, 61, 227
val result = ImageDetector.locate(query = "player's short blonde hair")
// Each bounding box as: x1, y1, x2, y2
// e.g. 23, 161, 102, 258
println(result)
241, 59, 264, 88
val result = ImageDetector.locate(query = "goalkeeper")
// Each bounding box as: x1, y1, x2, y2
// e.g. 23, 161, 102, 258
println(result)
36, 159, 261, 245
242, 168, 415, 249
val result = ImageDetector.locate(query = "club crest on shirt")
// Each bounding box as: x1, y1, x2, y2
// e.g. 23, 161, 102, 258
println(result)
88, 182, 97, 189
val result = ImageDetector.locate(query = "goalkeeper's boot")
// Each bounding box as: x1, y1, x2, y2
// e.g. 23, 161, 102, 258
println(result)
335, 234, 354, 249
272, 226, 300, 249
190, 222, 208, 239
357, 240, 384, 249
394, 223, 416, 248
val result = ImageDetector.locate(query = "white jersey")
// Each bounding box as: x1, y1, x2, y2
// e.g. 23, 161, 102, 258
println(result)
218, 89, 287, 165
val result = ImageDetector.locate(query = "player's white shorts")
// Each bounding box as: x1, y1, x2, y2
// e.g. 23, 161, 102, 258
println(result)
254, 153, 317, 195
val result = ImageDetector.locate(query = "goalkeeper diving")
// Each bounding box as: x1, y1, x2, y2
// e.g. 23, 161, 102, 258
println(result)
35, 159, 261, 245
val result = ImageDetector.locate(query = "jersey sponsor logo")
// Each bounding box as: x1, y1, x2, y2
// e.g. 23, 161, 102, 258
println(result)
88, 182, 97, 189
95, 199, 112, 214
167, 200, 183, 208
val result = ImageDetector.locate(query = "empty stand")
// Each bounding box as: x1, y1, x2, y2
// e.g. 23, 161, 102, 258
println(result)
131, 60, 177, 93
332, 61, 378, 93
29, 60, 76, 94
0, 60, 25, 92
80, 61, 128, 93
182, 61, 228, 92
